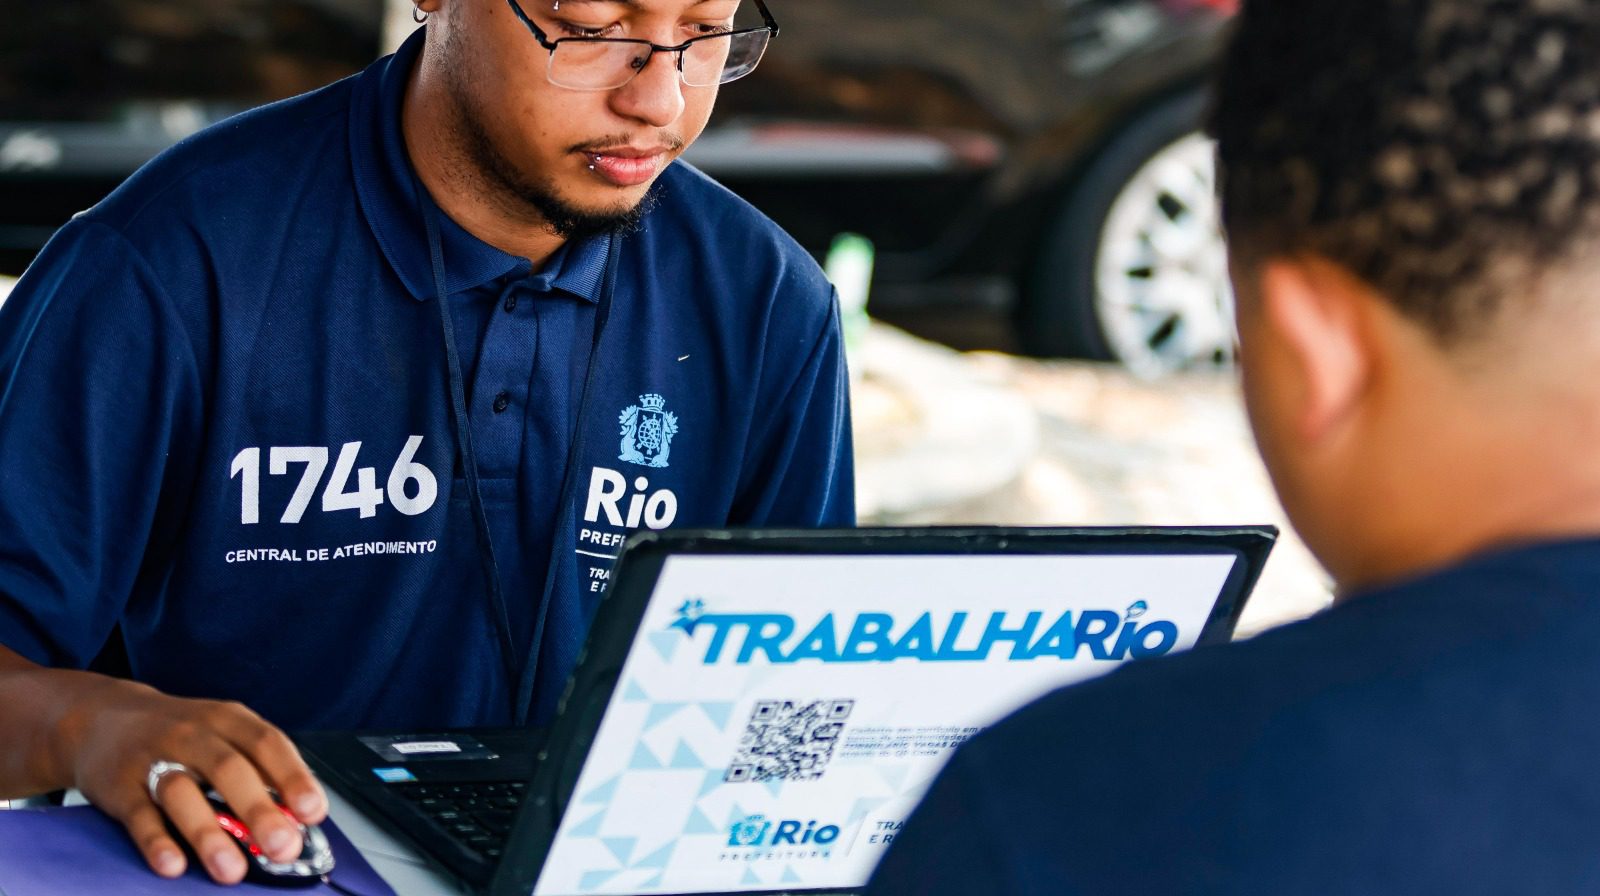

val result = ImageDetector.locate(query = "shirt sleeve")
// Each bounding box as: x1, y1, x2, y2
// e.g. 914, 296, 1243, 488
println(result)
730, 291, 856, 527
0, 220, 203, 667
865, 748, 1023, 895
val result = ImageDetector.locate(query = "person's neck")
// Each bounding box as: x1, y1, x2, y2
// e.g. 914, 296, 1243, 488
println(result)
1335, 402, 1600, 597
400, 52, 565, 268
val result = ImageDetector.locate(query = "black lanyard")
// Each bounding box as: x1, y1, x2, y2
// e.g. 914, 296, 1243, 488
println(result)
420, 187, 618, 725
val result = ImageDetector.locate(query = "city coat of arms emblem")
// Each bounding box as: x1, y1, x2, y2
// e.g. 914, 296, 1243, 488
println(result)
619, 393, 678, 468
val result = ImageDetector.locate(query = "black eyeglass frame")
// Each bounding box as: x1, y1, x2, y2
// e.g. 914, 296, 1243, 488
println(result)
503, 0, 780, 89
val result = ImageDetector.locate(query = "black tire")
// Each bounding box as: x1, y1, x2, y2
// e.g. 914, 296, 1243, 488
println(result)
1018, 87, 1211, 361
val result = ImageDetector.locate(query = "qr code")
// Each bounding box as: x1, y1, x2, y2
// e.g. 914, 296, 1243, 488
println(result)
725, 699, 854, 783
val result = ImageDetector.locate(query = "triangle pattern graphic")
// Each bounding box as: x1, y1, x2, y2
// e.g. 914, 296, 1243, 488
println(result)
568, 808, 606, 837
648, 631, 682, 663
698, 701, 736, 730
879, 764, 912, 793
629, 742, 664, 770
641, 871, 666, 888
645, 702, 688, 730
764, 778, 784, 799
633, 840, 677, 870
579, 869, 619, 891
602, 837, 637, 864
781, 866, 805, 884
670, 741, 705, 770
623, 679, 649, 702
847, 796, 889, 824
581, 776, 619, 805
684, 808, 719, 835
699, 769, 726, 798
741, 867, 763, 886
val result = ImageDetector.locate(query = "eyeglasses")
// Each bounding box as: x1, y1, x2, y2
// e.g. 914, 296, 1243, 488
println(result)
503, 0, 779, 91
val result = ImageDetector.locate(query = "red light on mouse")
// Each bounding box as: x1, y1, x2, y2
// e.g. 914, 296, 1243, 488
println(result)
215, 814, 252, 841
1164, 0, 1238, 13
216, 814, 265, 857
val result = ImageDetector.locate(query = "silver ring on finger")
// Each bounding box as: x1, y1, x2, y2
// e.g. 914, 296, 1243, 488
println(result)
145, 759, 201, 805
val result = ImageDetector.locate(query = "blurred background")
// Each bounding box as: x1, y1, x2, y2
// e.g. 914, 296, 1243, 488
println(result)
0, 0, 1330, 634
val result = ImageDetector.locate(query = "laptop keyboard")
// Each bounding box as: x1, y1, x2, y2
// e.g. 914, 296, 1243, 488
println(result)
392, 781, 529, 860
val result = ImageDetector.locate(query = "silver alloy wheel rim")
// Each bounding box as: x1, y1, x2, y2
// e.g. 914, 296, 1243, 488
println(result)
1093, 131, 1234, 378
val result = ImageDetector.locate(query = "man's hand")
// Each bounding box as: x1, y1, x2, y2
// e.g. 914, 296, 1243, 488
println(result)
0, 647, 327, 884
70, 681, 328, 883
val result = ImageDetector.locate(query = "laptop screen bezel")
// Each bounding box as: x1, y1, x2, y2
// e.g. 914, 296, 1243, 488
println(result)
492, 525, 1277, 896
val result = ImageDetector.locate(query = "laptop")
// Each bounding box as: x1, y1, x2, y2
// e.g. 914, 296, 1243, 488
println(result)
297, 525, 1276, 896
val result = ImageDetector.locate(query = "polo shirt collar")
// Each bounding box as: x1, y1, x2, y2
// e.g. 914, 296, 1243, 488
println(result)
532, 229, 611, 303
349, 28, 609, 304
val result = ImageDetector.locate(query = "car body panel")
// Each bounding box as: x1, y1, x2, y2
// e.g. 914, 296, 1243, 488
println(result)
696, 0, 1232, 297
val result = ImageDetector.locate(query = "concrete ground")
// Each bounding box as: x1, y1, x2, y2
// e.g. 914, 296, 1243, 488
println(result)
851, 324, 1332, 638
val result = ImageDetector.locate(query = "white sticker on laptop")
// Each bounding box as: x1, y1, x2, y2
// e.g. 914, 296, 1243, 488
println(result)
358, 734, 497, 762
393, 741, 461, 755
531, 552, 1237, 895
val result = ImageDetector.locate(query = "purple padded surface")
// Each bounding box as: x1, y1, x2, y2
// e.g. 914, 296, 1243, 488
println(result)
0, 804, 396, 895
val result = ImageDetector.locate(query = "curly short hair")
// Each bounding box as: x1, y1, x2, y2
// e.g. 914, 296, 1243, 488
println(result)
1211, 0, 1600, 341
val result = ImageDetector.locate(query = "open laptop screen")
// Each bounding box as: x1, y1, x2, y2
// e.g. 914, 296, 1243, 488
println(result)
530, 548, 1244, 895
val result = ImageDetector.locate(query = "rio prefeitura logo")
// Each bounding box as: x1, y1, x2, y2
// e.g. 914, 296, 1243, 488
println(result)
619, 393, 678, 469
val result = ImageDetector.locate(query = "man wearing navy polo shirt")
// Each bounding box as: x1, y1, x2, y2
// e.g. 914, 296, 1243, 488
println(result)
871, 0, 1600, 892
0, 0, 852, 884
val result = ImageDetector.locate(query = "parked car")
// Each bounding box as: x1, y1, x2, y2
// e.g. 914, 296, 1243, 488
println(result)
0, 0, 387, 271
694, 0, 1239, 374
0, 0, 1236, 374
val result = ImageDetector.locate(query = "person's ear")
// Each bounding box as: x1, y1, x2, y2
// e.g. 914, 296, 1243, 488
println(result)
1256, 257, 1373, 445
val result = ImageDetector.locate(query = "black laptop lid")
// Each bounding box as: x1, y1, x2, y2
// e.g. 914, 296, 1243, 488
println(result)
493, 526, 1276, 896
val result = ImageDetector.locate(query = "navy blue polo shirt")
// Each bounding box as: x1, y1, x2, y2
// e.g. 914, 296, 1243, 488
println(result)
868, 538, 1600, 894
0, 29, 854, 730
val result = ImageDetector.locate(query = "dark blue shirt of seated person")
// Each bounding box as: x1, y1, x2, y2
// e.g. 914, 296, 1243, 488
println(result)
869, 538, 1600, 895
0, 29, 854, 732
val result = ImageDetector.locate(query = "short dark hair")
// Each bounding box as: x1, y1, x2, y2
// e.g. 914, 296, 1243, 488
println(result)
1211, 0, 1600, 341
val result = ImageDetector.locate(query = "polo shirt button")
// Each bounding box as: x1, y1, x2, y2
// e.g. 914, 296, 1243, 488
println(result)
503, 294, 517, 313
493, 392, 511, 413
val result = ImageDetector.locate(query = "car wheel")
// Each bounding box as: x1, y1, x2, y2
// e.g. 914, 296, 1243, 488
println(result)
1020, 88, 1234, 376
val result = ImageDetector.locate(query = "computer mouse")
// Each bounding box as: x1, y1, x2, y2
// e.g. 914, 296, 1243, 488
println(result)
173, 789, 336, 888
